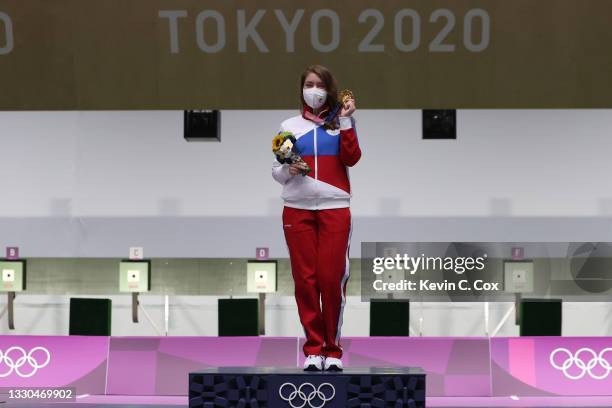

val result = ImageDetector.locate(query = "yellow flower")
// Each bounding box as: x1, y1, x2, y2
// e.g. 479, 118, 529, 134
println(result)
272, 134, 285, 152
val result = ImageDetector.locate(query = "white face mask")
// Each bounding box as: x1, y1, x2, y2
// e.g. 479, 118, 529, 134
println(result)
303, 87, 327, 110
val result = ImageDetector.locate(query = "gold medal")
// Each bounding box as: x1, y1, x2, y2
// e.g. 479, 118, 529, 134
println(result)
339, 89, 355, 104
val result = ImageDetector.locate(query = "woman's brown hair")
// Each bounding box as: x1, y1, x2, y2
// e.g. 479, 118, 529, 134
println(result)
300, 65, 339, 129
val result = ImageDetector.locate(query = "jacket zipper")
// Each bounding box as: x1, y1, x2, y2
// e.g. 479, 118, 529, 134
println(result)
314, 126, 318, 180
314, 125, 319, 207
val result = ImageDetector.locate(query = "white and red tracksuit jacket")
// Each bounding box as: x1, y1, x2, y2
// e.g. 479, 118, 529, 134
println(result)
271, 108, 361, 209
272, 107, 361, 358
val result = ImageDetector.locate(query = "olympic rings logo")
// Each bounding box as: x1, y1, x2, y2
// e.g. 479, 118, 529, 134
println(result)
0, 346, 51, 378
550, 347, 612, 380
279, 382, 335, 408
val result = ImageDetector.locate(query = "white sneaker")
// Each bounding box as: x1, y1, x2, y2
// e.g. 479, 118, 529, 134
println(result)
324, 357, 343, 371
303, 355, 324, 371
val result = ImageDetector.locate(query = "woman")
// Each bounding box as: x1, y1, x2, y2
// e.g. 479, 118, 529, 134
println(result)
272, 65, 361, 371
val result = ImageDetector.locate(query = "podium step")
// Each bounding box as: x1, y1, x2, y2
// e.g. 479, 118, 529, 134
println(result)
189, 367, 426, 408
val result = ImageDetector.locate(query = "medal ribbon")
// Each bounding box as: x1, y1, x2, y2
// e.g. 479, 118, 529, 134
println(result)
302, 104, 342, 126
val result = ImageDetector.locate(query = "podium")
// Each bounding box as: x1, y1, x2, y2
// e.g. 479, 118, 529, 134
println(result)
189, 367, 426, 407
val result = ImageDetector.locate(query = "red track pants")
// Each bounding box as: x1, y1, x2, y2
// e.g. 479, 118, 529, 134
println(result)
282, 206, 352, 358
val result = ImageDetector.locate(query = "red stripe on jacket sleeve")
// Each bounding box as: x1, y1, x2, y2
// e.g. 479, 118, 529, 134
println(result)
339, 127, 361, 167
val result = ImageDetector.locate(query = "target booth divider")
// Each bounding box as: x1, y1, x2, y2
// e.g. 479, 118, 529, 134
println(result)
218, 260, 277, 337
247, 260, 277, 336
119, 259, 152, 325
0, 258, 26, 330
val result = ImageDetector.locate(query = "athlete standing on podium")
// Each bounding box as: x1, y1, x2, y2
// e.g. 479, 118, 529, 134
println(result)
272, 65, 361, 371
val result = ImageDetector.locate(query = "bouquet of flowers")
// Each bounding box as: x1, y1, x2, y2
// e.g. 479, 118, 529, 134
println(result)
272, 131, 311, 176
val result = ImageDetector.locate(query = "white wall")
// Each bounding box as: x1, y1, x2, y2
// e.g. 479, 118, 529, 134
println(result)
3, 109, 612, 217
2, 109, 612, 257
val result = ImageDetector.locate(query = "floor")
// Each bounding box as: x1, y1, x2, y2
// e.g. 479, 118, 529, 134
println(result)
2, 395, 612, 407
